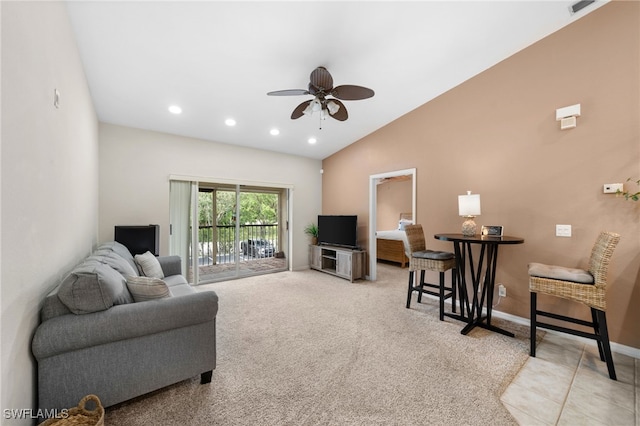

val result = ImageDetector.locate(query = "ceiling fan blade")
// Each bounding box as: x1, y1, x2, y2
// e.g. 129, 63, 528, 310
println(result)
309, 67, 333, 92
331, 85, 375, 101
328, 99, 348, 121
291, 100, 312, 119
267, 89, 310, 96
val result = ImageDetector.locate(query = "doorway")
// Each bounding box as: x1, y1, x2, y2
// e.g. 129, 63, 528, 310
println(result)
368, 168, 416, 281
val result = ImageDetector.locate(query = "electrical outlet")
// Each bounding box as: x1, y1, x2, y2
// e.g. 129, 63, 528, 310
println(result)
498, 284, 506, 297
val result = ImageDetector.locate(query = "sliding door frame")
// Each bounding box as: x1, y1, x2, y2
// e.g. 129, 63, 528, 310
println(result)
170, 174, 294, 281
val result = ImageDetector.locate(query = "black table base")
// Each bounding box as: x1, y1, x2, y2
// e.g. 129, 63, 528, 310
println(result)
435, 234, 524, 337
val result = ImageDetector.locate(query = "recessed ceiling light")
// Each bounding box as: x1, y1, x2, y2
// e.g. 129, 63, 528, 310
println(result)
270, 128, 280, 136
168, 105, 182, 114
225, 118, 236, 126
308, 137, 317, 144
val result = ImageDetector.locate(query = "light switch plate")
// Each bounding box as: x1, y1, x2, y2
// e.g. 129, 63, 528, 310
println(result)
556, 224, 572, 237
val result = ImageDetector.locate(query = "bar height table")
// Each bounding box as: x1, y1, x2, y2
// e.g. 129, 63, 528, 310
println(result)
434, 233, 524, 337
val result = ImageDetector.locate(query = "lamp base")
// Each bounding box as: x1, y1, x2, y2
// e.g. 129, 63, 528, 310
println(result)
461, 217, 477, 236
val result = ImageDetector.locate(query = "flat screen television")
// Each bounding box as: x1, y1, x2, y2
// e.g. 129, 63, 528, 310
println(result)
114, 225, 159, 256
317, 215, 358, 249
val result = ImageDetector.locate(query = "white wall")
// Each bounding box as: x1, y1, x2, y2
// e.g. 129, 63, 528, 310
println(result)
99, 123, 322, 271
1, 1, 99, 423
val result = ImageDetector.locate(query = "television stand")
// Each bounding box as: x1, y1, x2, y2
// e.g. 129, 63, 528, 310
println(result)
309, 245, 365, 282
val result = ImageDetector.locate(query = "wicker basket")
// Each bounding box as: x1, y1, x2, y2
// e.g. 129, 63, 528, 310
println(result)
38, 394, 104, 426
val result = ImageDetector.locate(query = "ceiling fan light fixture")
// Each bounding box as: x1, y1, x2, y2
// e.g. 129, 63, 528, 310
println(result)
303, 98, 323, 116
302, 103, 314, 116
327, 100, 340, 115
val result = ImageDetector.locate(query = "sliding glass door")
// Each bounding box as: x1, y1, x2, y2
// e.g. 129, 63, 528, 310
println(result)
170, 179, 289, 284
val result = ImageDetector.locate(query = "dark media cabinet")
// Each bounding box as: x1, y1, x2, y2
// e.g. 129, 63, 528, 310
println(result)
309, 245, 365, 282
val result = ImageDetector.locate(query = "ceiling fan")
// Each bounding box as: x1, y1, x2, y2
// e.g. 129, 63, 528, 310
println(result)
267, 66, 374, 124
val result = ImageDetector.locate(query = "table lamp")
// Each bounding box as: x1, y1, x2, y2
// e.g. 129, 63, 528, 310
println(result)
458, 191, 481, 236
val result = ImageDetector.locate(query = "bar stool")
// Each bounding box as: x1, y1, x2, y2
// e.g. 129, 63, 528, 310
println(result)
529, 231, 620, 380
404, 224, 457, 320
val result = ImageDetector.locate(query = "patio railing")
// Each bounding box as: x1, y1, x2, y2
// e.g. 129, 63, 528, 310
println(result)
196, 224, 279, 265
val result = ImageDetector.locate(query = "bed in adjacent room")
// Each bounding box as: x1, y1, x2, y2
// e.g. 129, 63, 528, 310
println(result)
376, 213, 412, 268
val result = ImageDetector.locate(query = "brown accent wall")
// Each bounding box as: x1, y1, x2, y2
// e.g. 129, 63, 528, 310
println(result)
322, 2, 640, 349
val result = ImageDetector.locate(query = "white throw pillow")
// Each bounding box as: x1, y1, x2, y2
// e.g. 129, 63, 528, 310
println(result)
126, 276, 171, 302
134, 251, 165, 278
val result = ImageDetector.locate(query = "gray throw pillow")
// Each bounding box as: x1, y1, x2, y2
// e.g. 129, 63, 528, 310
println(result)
134, 251, 165, 278
126, 276, 171, 302
88, 251, 138, 277
58, 262, 133, 314
96, 241, 138, 274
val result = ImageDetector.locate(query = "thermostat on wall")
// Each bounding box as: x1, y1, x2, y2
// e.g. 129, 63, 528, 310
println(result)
603, 183, 623, 194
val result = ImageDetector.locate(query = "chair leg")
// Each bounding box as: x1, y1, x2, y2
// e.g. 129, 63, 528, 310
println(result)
439, 271, 445, 321
447, 268, 456, 314
530, 292, 537, 357
591, 308, 605, 362
406, 271, 415, 308
595, 309, 617, 380
417, 270, 425, 303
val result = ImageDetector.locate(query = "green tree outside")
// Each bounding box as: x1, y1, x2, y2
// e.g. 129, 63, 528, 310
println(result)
197, 190, 279, 247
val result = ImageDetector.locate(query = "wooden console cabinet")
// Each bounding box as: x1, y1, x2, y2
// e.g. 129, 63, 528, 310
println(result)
309, 245, 365, 282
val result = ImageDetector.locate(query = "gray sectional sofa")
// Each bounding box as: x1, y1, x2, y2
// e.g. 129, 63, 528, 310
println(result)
31, 241, 218, 413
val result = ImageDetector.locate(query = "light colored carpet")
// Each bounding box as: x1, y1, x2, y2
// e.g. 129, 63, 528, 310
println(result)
105, 263, 530, 425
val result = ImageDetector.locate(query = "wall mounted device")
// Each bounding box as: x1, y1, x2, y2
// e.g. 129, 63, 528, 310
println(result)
570, 0, 595, 15
556, 103, 581, 130
603, 183, 623, 194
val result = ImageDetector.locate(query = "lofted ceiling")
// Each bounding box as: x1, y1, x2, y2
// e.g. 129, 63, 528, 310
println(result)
65, 1, 607, 160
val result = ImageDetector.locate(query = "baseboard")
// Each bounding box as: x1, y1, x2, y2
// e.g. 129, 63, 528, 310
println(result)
491, 308, 640, 360
419, 292, 640, 359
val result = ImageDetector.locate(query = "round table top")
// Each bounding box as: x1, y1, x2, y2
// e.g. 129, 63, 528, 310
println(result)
434, 233, 524, 244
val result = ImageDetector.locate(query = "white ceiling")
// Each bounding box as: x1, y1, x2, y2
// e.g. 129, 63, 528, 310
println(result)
65, 1, 607, 160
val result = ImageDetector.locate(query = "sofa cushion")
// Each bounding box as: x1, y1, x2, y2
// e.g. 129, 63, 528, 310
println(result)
96, 241, 138, 274
162, 274, 188, 287
58, 262, 133, 314
125, 276, 171, 302
89, 251, 138, 277
135, 251, 165, 279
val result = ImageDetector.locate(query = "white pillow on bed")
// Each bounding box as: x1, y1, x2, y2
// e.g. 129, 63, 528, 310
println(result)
398, 219, 413, 230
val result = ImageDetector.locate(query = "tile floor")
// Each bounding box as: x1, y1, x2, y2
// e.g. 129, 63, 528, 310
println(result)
501, 332, 638, 425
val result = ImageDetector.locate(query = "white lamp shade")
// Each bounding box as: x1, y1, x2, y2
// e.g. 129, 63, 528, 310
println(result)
458, 193, 481, 216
